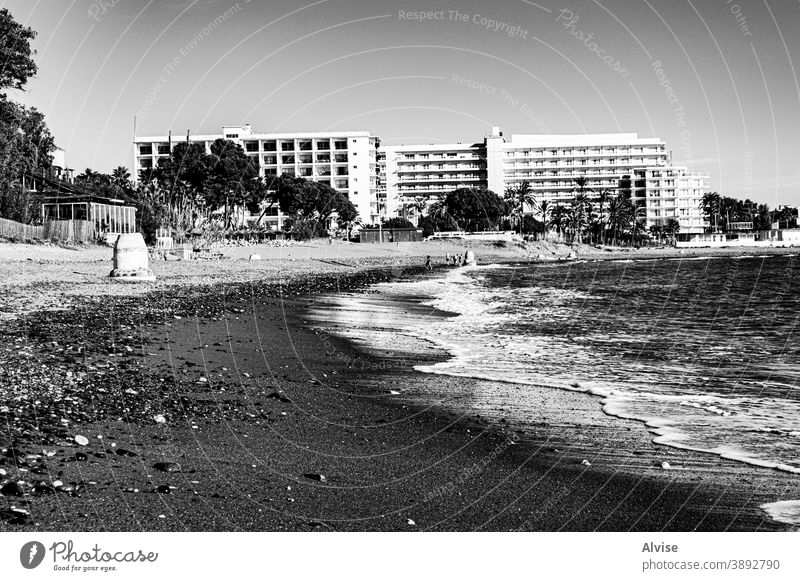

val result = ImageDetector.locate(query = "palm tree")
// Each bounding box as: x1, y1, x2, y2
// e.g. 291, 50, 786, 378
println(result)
606, 193, 633, 246
631, 204, 647, 246
548, 203, 570, 241
570, 193, 592, 243
570, 175, 595, 243
504, 180, 536, 236
407, 196, 428, 226
538, 199, 551, 240
111, 166, 131, 189
699, 191, 721, 233
595, 189, 612, 244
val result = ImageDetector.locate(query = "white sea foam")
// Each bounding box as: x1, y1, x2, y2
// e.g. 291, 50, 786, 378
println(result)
311, 260, 800, 516
760, 500, 800, 525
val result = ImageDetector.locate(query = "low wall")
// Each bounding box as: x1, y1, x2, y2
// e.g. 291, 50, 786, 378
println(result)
360, 228, 423, 243
676, 239, 796, 249
0, 218, 95, 242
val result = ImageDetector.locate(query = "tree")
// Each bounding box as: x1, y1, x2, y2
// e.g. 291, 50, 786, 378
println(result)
570, 192, 592, 243
538, 199, 551, 239
246, 173, 280, 227
204, 138, 260, 228
418, 200, 458, 237
569, 175, 594, 243
443, 187, 508, 232
382, 217, 414, 229
699, 191, 721, 233
595, 189, 612, 244
547, 203, 570, 241
406, 195, 428, 226
272, 174, 356, 238
0, 97, 55, 222
111, 166, 131, 189
336, 199, 360, 240
0, 9, 38, 93
606, 193, 633, 245
664, 218, 680, 244
504, 180, 536, 236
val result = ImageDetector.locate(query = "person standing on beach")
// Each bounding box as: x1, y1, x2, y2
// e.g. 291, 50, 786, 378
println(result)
425, 255, 432, 270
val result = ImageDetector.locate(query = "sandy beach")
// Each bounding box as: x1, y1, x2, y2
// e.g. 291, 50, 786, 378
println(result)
1, 239, 798, 531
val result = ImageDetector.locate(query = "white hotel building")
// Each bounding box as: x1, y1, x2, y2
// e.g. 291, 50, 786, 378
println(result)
133, 124, 379, 224
383, 127, 708, 235
134, 124, 708, 235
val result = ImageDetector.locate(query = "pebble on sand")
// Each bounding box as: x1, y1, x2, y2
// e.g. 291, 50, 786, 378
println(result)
153, 462, 182, 473
74, 435, 89, 446
581, 459, 591, 467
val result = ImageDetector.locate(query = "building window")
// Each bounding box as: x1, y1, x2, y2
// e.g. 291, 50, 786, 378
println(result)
316, 140, 330, 150
225, 133, 239, 139
316, 153, 330, 163
140, 158, 152, 169
298, 140, 312, 151
299, 153, 313, 164
139, 144, 152, 155
335, 179, 349, 188
263, 155, 277, 165
334, 153, 348, 163
336, 166, 348, 176
281, 154, 295, 164
264, 141, 277, 151
334, 140, 347, 150
244, 141, 259, 152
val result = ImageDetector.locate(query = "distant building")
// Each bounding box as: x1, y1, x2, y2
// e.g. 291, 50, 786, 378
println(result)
133, 124, 379, 224
133, 124, 710, 231
381, 141, 487, 220
486, 127, 670, 203
632, 167, 708, 235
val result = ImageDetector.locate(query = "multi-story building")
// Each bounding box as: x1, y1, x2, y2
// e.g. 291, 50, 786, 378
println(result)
487, 128, 670, 203
632, 167, 708, 235
382, 127, 706, 234
133, 124, 379, 224
381, 141, 488, 220
134, 124, 709, 233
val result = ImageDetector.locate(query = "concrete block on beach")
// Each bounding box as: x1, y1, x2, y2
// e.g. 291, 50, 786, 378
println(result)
109, 233, 156, 282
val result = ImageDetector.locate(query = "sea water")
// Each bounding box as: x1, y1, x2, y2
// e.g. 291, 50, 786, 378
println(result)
311, 255, 800, 517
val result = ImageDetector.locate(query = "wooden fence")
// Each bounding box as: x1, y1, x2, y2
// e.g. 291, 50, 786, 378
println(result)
0, 217, 96, 243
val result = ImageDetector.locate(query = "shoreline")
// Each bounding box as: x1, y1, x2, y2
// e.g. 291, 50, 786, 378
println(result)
307, 267, 800, 531
1, 240, 798, 531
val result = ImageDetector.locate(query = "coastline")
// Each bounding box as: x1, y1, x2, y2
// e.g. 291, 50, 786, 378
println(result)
1, 240, 798, 531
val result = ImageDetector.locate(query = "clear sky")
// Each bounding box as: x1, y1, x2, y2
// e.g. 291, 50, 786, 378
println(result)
3, 0, 799, 205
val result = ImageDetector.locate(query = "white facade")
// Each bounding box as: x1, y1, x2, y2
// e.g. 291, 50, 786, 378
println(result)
634, 166, 708, 235
382, 129, 674, 218
493, 132, 669, 203
133, 124, 378, 223
381, 141, 487, 219
134, 125, 710, 229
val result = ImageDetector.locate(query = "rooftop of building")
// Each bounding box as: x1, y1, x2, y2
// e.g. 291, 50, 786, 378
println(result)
134, 127, 374, 143
503, 133, 665, 146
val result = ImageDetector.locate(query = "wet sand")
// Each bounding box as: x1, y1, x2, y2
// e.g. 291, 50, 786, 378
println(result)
1, 241, 798, 531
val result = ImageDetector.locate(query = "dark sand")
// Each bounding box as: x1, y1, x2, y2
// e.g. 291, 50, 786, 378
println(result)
2, 264, 797, 531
